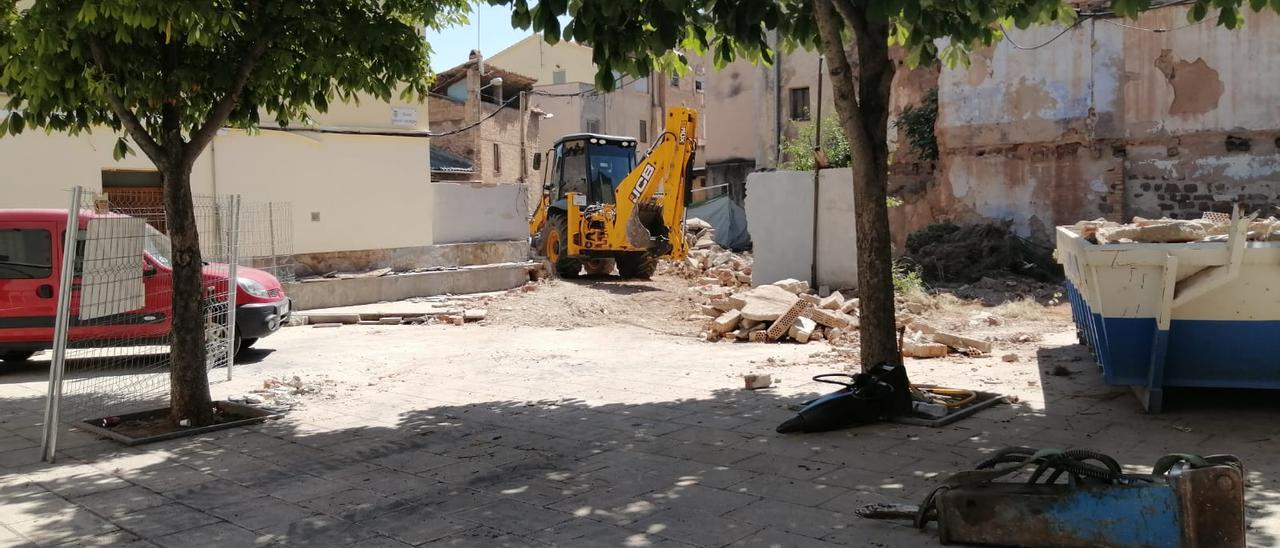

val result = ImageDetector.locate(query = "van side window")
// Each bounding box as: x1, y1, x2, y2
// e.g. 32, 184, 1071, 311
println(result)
0, 228, 53, 279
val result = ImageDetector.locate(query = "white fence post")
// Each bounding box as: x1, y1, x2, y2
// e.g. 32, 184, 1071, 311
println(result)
41, 185, 84, 463
224, 195, 240, 381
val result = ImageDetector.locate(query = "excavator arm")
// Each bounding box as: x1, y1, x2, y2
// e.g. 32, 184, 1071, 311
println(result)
605, 107, 698, 260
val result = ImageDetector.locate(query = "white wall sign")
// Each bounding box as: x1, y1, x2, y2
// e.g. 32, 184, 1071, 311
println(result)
391, 107, 418, 127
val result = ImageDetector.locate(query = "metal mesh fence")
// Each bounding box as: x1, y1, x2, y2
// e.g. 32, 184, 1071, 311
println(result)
54, 191, 239, 423
22, 187, 294, 458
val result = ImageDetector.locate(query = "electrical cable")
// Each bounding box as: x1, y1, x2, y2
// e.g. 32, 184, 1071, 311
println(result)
1003, 0, 1200, 50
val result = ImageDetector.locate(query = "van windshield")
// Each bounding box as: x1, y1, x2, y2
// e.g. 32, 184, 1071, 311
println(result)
144, 225, 173, 268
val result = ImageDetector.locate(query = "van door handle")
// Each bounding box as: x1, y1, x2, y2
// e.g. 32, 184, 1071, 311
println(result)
36, 285, 54, 299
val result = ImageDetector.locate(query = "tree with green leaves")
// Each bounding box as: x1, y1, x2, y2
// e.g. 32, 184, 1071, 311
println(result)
497, 0, 1275, 376
780, 114, 850, 171
0, 0, 467, 426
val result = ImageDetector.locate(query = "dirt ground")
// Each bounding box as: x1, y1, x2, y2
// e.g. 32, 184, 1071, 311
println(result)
4, 273, 1278, 547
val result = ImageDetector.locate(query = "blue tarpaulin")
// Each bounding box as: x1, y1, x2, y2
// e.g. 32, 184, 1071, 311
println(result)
687, 195, 752, 251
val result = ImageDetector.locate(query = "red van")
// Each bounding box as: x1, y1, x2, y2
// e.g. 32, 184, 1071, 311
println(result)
0, 209, 290, 364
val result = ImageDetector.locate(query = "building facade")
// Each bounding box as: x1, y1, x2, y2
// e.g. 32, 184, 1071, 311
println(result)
1, 93, 436, 263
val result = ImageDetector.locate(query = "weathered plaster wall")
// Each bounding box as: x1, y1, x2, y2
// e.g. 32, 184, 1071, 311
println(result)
891, 5, 1280, 249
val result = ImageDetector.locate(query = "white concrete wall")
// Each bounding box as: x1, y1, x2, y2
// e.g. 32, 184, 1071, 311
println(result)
431, 182, 529, 244
0, 124, 433, 256
815, 168, 858, 289
209, 130, 432, 254
745, 169, 858, 290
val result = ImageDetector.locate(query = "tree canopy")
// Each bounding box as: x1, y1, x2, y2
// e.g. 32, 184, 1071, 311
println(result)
498, 0, 1277, 90
0, 0, 469, 164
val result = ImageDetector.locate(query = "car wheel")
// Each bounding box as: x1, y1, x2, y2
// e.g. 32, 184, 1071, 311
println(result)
241, 338, 258, 350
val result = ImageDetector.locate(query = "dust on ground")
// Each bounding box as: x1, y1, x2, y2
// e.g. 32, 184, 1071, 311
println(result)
484, 275, 707, 335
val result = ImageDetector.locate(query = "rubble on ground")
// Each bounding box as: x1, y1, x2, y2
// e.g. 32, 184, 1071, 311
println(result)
1073, 213, 1280, 244
229, 375, 336, 410
296, 308, 487, 326
900, 325, 997, 359
905, 222, 1060, 284
696, 278, 859, 345
660, 217, 754, 287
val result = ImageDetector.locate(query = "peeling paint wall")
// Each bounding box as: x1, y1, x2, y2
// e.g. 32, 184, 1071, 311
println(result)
900, 5, 1280, 247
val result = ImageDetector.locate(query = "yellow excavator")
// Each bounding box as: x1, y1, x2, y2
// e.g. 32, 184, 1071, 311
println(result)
529, 107, 698, 279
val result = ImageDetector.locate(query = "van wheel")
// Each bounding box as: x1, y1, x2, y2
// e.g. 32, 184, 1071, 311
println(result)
1, 351, 35, 364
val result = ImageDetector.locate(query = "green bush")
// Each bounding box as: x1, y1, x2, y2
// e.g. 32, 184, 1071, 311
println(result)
780, 115, 850, 171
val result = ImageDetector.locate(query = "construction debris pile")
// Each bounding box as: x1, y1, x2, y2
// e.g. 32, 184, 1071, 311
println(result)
905, 222, 1060, 284
661, 217, 754, 287
1074, 213, 1280, 244
699, 279, 858, 344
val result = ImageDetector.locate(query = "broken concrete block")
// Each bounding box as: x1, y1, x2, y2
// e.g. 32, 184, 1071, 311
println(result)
907, 319, 938, 334
841, 298, 860, 315
441, 314, 465, 326
733, 285, 801, 322
932, 332, 993, 354
827, 328, 844, 343
1002, 354, 1020, 363
712, 309, 743, 335
749, 330, 769, 343
767, 300, 811, 341
903, 341, 949, 358
302, 313, 361, 325
735, 271, 752, 284
819, 291, 845, 310
743, 373, 773, 390
734, 329, 752, 340
710, 299, 742, 312
788, 316, 818, 343
799, 293, 821, 305
741, 318, 763, 330
772, 278, 809, 295
810, 328, 826, 342
464, 309, 488, 321
311, 323, 342, 328
701, 305, 722, 317
378, 317, 404, 325
807, 307, 853, 329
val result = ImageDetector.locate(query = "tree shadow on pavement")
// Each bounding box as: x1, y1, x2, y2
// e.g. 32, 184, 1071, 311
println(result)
1, 373, 1276, 547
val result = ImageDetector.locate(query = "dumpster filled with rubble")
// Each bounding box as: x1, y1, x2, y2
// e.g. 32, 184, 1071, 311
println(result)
1056, 211, 1280, 411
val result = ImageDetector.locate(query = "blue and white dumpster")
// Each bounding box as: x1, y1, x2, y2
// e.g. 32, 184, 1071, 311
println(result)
1056, 217, 1280, 412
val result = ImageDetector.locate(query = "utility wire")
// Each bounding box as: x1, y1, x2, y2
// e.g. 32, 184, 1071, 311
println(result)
1003, 0, 1200, 50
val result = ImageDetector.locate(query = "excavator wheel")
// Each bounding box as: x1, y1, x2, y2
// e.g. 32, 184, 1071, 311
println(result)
544, 213, 582, 278
616, 252, 658, 280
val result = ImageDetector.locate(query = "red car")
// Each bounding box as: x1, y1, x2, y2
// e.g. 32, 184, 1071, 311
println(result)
0, 209, 290, 364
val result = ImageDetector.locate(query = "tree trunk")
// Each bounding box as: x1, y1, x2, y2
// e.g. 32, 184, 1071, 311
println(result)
162, 164, 214, 426
814, 1, 905, 379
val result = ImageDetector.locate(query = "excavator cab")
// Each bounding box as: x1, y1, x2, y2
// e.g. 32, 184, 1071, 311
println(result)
530, 108, 698, 279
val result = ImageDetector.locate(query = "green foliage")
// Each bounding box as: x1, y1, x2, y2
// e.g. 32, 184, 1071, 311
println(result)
780, 114, 849, 171
490, 0, 1275, 90
0, 0, 469, 154
895, 88, 938, 162
892, 260, 925, 295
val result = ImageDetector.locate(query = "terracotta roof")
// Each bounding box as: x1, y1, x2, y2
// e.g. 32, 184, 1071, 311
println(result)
429, 60, 537, 96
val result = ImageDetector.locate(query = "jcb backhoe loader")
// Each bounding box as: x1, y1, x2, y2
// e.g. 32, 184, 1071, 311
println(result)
529, 107, 698, 279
